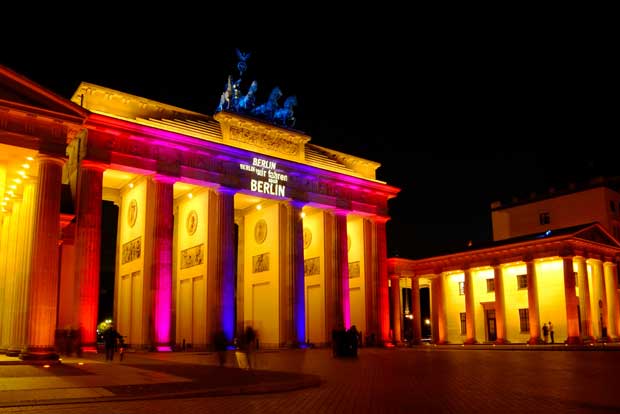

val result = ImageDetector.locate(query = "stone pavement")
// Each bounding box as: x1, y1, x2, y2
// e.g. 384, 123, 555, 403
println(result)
0, 349, 321, 408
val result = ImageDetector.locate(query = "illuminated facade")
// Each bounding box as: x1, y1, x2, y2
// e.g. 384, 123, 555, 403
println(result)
0, 65, 399, 358
388, 223, 620, 345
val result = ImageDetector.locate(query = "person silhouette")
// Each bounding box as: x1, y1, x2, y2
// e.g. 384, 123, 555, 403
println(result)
548, 321, 554, 344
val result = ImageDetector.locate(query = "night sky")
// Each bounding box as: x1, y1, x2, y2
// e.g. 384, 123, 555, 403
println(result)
2, 22, 614, 260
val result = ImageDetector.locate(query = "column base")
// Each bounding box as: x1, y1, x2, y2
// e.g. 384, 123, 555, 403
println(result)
527, 337, 545, 345
565, 336, 582, 345
494, 338, 509, 345
463, 338, 477, 345
19, 346, 59, 361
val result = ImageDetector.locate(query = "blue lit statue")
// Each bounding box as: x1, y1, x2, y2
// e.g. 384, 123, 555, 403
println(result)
252, 86, 282, 119
273, 95, 297, 127
238, 80, 258, 113
216, 75, 233, 112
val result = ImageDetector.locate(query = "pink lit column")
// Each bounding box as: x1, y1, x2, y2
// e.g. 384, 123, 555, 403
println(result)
492, 265, 507, 344
290, 201, 306, 345
464, 268, 477, 344
216, 187, 236, 343
21, 156, 64, 360
335, 211, 350, 329
575, 257, 593, 340
390, 275, 402, 343
150, 176, 174, 350
563, 256, 581, 344
374, 217, 390, 344
525, 260, 542, 344
603, 262, 620, 339
74, 161, 104, 350
411, 276, 422, 344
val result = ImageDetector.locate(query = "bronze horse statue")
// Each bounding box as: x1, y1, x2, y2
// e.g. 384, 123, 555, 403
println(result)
273, 96, 297, 127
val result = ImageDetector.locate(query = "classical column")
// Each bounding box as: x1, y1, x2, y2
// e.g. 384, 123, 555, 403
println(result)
374, 217, 390, 345
289, 201, 305, 346
563, 256, 581, 344
411, 276, 422, 344
603, 262, 620, 339
21, 156, 64, 360
74, 162, 104, 351
2, 201, 21, 354
575, 256, 593, 340
216, 188, 237, 343
431, 273, 447, 344
334, 211, 350, 329
525, 260, 542, 344
492, 265, 507, 344
590, 259, 607, 339
149, 176, 174, 350
362, 218, 377, 345
464, 268, 476, 344
0, 213, 11, 351
390, 275, 402, 343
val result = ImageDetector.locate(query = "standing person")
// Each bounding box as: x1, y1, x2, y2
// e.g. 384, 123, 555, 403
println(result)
103, 323, 121, 361
542, 323, 549, 344
243, 326, 256, 370
549, 321, 554, 344
214, 330, 227, 366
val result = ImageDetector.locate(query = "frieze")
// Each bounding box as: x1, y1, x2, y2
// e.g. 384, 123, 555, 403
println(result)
121, 237, 141, 264
180, 244, 204, 269
229, 125, 299, 155
252, 252, 270, 273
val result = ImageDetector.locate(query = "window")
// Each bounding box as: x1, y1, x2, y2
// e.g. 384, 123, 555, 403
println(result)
486, 278, 495, 292
517, 274, 528, 289
458, 281, 465, 295
539, 212, 550, 225
460, 312, 467, 335
519, 309, 529, 332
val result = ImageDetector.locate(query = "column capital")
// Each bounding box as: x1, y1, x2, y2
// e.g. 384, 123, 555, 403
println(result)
79, 160, 106, 172
604, 261, 617, 269
371, 215, 390, 224
37, 154, 65, 167
151, 174, 176, 185
289, 200, 306, 209
217, 186, 237, 196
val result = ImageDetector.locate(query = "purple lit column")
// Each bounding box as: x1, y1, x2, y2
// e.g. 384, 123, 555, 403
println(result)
464, 268, 476, 344
150, 175, 174, 350
563, 256, 581, 344
74, 161, 104, 350
492, 265, 507, 344
525, 260, 542, 344
217, 187, 236, 343
290, 201, 305, 345
335, 211, 350, 329
21, 156, 64, 360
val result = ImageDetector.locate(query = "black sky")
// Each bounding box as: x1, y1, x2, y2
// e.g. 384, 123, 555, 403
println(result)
2, 17, 615, 259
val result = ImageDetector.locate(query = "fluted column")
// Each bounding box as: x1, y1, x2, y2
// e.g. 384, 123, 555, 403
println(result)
603, 262, 620, 339
1, 201, 21, 353
390, 275, 402, 343
411, 276, 422, 344
431, 273, 447, 344
150, 176, 174, 350
563, 256, 581, 344
289, 201, 305, 346
525, 260, 542, 344
215, 188, 236, 343
0, 213, 11, 350
464, 268, 476, 344
7, 183, 36, 356
590, 259, 607, 339
74, 162, 104, 350
493, 265, 507, 344
374, 217, 390, 344
575, 257, 593, 340
21, 156, 64, 360
334, 211, 350, 329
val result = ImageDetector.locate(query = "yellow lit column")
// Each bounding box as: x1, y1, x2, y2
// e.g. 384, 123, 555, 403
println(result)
21, 156, 64, 360
411, 276, 422, 344
525, 260, 542, 344
2, 201, 22, 354
431, 273, 447, 344
74, 161, 104, 351
575, 257, 593, 340
492, 265, 507, 344
590, 259, 607, 339
0, 213, 11, 350
464, 268, 476, 344
603, 262, 620, 339
390, 275, 401, 344
563, 256, 581, 344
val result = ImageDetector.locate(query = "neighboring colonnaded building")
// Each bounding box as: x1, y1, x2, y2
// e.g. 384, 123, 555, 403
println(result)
389, 178, 620, 346
0, 65, 399, 358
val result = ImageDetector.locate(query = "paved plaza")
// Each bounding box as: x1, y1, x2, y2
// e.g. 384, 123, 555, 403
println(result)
1, 344, 619, 413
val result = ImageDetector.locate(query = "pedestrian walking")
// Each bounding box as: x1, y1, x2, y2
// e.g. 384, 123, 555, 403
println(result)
103, 323, 122, 361
542, 323, 549, 344
549, 321, 554, 344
